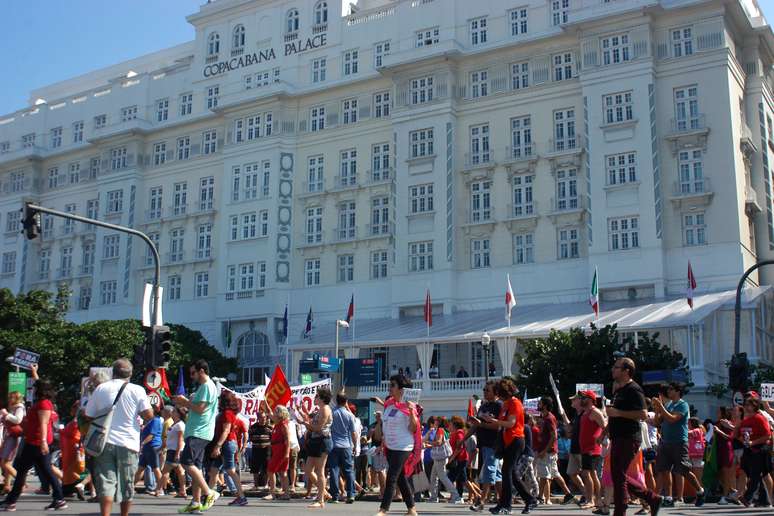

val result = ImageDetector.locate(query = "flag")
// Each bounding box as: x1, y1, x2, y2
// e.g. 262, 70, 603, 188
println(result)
467, 399, 476, 418
175, 365, 186, 396
264, 365, 292, 410
303, 307, 313, 338
345, 294, 354, 325
505, 274, 517, 323
424, 289, 432, 327
282, 304, 288, 339
225, 319, 232, 348
687, 261, 697, 309
264, 373, 272, 386
589, 267, 599, 318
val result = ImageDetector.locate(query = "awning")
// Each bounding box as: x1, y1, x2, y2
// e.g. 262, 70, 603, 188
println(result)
288, 286, 769, 351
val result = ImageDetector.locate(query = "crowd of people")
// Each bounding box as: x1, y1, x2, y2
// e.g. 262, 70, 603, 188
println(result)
0, 356, 771, 516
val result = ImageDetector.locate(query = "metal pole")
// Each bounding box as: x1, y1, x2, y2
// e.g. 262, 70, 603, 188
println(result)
335, 323, 340, 392
734, 259, 774, 355
25, 203, 161, 324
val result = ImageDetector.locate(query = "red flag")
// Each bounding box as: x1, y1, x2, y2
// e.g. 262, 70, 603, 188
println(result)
424, 289, 432, 327
687, 261, 697, 309
505, 274, 516, 322
345, 294, 354, 324
467, 399, 476, 418
264, 365, 292, 410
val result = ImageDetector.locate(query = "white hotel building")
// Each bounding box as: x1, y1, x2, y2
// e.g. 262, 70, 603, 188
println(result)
1, 0, 774, 413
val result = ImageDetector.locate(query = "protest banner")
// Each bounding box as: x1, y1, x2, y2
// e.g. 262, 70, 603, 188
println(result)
761, 383, 774, 402
576, 383, 605, 398
223, 378, 331, 425
10, 348, 39, 370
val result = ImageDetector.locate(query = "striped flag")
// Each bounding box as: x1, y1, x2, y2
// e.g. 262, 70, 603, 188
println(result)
345, 294, 354, 325
589, 267, 599, 318
424, 289, 432, 327
303, 307, 313, 338
282, 304, 288, 339
505, 274, 517, 323
687, 261, 697, 309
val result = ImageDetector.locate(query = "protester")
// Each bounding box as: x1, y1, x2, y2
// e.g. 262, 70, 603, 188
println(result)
135, 405, 163, 495
736, 396, 773, 507
249, 411, 272, 489
328, 392, 357, 504
369, 411, 387, 495
449, 416, 469, 500
468, 381, 502, 512
299, 386, 332, 509
428, 417, 460, 503
265, 405, 292, 500
564, 394, 588, 505
687, 417, 706, 483
578, 391, 606, 510
534, 396, 574, 505
159, 407, 187, 498
173, 359, 220, 514
207, 391, 246, 506
60, 401, 87, 500
0, 391, 25, 495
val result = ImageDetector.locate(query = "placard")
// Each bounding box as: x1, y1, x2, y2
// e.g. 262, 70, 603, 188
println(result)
549, 373, 565, 416
403, 388, 422, 403
524, 397, 540, 415
761, 383, 774, 402
8, 372, 26, 395
11, 348, 39, 370
576, 383, 605, 398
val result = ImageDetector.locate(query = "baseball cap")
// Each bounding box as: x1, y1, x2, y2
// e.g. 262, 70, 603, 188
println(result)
580, 390, 597, 401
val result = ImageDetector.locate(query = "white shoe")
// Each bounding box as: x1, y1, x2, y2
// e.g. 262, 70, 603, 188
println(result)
718, 497, 728, 505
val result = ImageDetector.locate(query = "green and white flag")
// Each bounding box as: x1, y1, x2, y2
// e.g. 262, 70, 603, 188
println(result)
589, 267, 599, 319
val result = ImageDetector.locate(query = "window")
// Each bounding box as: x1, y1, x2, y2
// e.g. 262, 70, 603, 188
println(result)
372, 143, 390, 181
606, 152, 637, 185
207, 32, 220, 56
100, 281, 117, 305
72, 121, 84, 143
199, 176, 214, 211
672, 27, 693, 57
470, 181, 492, 222
173, 182, 188, 215
553, 109, 576, 150
674, 86, 700, 131
514, 233, 534, 264
551, 0, 570, 26
103, 234, 120, 259
409, 241, 433, 272
156, 99, 169, 122
195, 272, 209, 298
342, 98, 358, 124
120, 106, 137, 122
470, 17, 488, 45
343, 49, 359, 76
48, 167, 60, 189
180, 93, 193, 116
609, 217, 639, 250
257, 262, 267, 289
374, 41, 391, 67
168, 276, 182, 300
0, 141, 8, 154
306, 207, 323, 244
169, 228, 184, 262
63, 204, 76, 234
235, 112, 273, 142
238, 213, 256, 240
337, 201, 356, 240
338, 255, 354, 282
314, 1, 328, 25
10, 171, 25, 192
310, 106, 325, 131
94, 114, 107, 129
308, 156, 324, 192
371, 250, 389, 279
305, 258, 321, 286
4, 211, 19, 234
110, 147, 127, 170
39, 249, 50, 279
206, 85, 219, 109
82, 242, 95, 273
88, 157, 99, 179
259, 210, 269, 237
469, 124, 490, 164
511, 62, 529, 90
556, 169, 578, 210
410, 128, 434, 158
148, 187, 163, 220
603, 91, 634, 124
1, 252, 16, 274
107, 190, 123, 214
416, 27, 439, 47
153, 142, 167, 165
86, 199, 99, 220
510, 7, 528, 36
470, 70, 489, 98
339, 149, 357, 187
371, 196, 390, 234
286, 9, 300, 33
227, 266, 237, 292
243, 163, 259, 199
684, 212, 706, 246
21, 133, 35, 148
146, 233, 159, 266
232, 24, 245, 51
68, 162, 80, 183
177, 136, 190, 160
602, 34, 630, 65
41, 214, 53, 239
410, 184, 434, 213
471, 239, 491, 268
231, 166, 242, 202
512, 175, 534, 216
78, 287, 91, 310
202, 130, 217, 154
678, 149, 704, 193
510, 116, 533, 158
410, 76, 434, 105
374, 91, 390, 118
558, 227, 579, 259
312, 58, 327, 83
553, 52, 574, 81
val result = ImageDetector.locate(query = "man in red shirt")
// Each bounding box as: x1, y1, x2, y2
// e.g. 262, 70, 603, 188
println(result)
736, 396, 773, 506
534, 397, 573, 505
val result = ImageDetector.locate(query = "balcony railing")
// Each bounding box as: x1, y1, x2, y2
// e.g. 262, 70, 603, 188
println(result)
468, 209, 495, 224
358, 376, 500, 396
366, 222, 394, 237
79, 264, 94, 276
145, 209, 162, 222
504, 144, 535, 162
333, 227, 357, 243
550, 196, 584, 213
284, 31, 298, 42
548, 134, 584, 154
57, 267, 72, 279
368, 168, 393, 184
332, 175, 358, 190
167, 251, 185, 264
312, 23, 328, 34
300, 233, 324, 247
195, 248, 212, 260
669, 114, 707, 134
673, 178, 711, 197
231, 47, 244, 57
508, 201, 537, 219
168, 205, 188, 218
464, 152, 493, 169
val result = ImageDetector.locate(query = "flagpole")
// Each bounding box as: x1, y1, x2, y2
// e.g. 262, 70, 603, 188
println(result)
351, 291, 355, 355
285, 292, 290, 379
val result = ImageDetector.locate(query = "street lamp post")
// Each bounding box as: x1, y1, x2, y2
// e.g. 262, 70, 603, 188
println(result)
335, 320, 349, 391
481, 332, 491, 382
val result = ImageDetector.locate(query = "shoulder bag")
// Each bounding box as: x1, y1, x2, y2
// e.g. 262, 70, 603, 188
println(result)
84, 382, 129, 457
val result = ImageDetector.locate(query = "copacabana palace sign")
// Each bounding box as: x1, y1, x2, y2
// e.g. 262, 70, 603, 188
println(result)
203, 33, 327, 77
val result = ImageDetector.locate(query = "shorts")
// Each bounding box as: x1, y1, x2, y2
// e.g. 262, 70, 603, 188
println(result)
250, 446, 270, 474
287, 448, 298, 474
139, 446, 160, 469
209, 440, 237, 471
535, 453, 560, 479
690, 457, 704, 468
655, 442, 692, 475
165, 449, 180, 465
566, 453, 582, 476
306, 436, 332, 458
180, 437, 209, 469
478, 446, 502, 484
0, 436, 20, 461
581, 454, 602, 472
93, 443, 139, 503
643, 448, 657, 464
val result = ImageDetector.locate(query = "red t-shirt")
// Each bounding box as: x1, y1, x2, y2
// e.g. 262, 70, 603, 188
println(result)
215, 409, 238, 442
23, 399, 55, 446
500, 397, 525, 445
539, 413, 559, 454
739, 413, 772, 444
450, 428, 468, 462
531, 424, 542, 452
234, 417, 248, 446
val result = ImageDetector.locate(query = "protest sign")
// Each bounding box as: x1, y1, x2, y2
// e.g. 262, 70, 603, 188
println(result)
549, 373, 565, 416
8, 372, 26, 395
576, 383, 605, 398
223, 378, 331, 426
524, 397, 540, 415
761, 383, 774, 402
403, 388, 422, 403
10, 348, 39, 370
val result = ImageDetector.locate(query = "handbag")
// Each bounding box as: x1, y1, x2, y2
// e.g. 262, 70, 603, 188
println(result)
84, 382, 128, 457
430, 438, 452, 461
5, 424, 23, 438
410, 462, 431, 493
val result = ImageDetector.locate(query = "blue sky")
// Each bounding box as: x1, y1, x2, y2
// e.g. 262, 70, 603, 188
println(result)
1, 1, 774, 116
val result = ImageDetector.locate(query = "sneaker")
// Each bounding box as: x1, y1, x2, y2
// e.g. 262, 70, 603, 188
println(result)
470, 503, 484, 512
718, 497, 728, 505
488, 505, 502, 514
495, 509, 511, 515
695, 490, 705, 507
577, 496, 587, 506
200, 490, 220, 511
453, 498, 466, 505
346, 498, 355, 504
45, 500, 68, 511
228, 497, 248, 506
355, 490, 366, 501
562, 494, 575, 505
0, 504, 15, 512
178, 502, 203, 514
591, 509, 610, 516
661, 497, 674, 508
328, 499, 339, 504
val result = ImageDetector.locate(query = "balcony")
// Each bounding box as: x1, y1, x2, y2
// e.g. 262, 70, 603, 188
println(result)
90, 118, 153, 142
166, 251, 185, 265
505, 201, 539, 231
0, 143, 45, 165
298, 233, 324, 249
284, 31, 298, 42
312, 23, 328, 34
300, 180, 326, 198
145, 209, 163, 223
230, 47, 244, 57
332, 227, 357, 243
670, 178, 713, 209
745, 185, 762, 215
503, 145, 537, 167
666, 115, 709, 153
78, 264, 94, 276
358, 376, 499, 397
548, 196, 586, 224
367, 169, 393, 185
332, 175, 359, 191
740, 123, 758, 156
78, 224, 96, 237
463, 152, 495, 171
59, 225, 76, 238
205, 54, 218, 64
365, 222, 395, 238
37, 270, 50, 281
56, 267, 72, 279
546, 134, 585, 156
194, 249, 213, 262
167, 205, 188, 219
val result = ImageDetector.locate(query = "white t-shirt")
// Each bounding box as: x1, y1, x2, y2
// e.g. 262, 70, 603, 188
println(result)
167, 421, 185, 452
382, 406, 414, 451
85, 379, 151, 452
287, 420, 300, 452
353, 416, 363, 456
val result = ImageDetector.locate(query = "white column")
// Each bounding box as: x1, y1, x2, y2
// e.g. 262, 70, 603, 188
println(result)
416, 341, 433, 388
496, 337, 517, 377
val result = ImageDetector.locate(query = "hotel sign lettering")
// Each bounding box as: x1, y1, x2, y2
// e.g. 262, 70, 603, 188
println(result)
203, 33, 327, 78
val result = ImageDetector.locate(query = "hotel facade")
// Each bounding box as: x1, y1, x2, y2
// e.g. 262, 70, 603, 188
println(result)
1, 0, 774, 414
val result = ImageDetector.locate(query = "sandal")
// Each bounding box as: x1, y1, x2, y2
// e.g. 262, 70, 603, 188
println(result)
307, 502, 325, 509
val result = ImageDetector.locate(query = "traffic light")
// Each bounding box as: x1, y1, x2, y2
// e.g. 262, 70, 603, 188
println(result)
152, 325, 172, 369
21, 203, 40, 240
729, 352, 750, 391
133, 326, 154, 371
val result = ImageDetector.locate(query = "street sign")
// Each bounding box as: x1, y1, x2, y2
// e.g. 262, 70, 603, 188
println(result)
299, 356, 340, 373
8, 372, 26, 394
760, 383, 774, 402
144, 370, 163, 391
300, 373, 312, 385
148, 391, 161, 408
343, 358, 381, 386
733, 391, 744, 407
10, 348, 39, 370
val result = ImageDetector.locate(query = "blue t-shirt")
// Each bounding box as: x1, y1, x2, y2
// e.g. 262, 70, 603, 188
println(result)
141, 416, 162, 449
661, 399, 689, 444
331, 406, 356, 449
